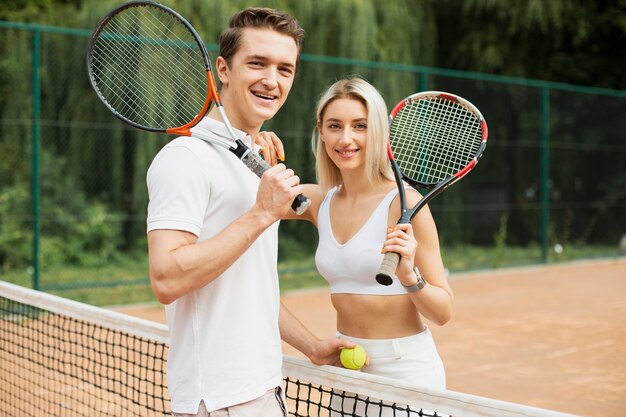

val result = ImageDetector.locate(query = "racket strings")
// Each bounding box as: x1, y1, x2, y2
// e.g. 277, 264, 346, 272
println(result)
391, 97, 483, 184
92, 20, 179, 123
95, 9, 207, 123
90, 5, 208, 129
95, 9, 207, 114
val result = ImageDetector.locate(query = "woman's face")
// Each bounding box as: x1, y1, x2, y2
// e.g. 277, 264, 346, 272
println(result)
318, 97, 369, 172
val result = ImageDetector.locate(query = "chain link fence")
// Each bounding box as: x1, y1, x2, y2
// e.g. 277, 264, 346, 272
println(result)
1, 22, 625, 295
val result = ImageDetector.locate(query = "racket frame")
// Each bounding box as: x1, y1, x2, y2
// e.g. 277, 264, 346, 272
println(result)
375, 92, 488, 286
86, 1, 310, 214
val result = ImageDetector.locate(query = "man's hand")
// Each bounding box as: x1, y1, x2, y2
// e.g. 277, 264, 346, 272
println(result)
254, 163, 303, 223
308, 338, 370, 368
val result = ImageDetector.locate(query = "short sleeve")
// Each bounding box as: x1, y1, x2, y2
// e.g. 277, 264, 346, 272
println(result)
146, 145, 211, 236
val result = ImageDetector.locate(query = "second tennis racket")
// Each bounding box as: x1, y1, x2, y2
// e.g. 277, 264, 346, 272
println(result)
376, 91, 488, 286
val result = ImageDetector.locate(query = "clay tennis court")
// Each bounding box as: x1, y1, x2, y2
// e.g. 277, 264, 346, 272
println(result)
117, 258, 626, 417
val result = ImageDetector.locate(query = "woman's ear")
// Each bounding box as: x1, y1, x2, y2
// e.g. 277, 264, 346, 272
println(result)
317, 120, 324, 141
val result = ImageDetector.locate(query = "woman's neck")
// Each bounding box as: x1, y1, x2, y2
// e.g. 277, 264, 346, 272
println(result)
338, 170, 394, 200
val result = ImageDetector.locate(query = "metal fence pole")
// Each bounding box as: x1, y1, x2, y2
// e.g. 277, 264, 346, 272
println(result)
31, 28, 41, 290
540, 87, 550, 263
418, 68, 428, 91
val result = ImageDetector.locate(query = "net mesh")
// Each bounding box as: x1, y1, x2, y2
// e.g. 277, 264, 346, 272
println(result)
284, 378, 443, 416
0, 286, 170, 416
390, 94, 485, 186
0, 281, 579, 417
89, 3, 208, 129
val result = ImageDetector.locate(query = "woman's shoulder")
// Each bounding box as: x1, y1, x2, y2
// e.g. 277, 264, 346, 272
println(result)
302, 184, 332, 201
404, 186, 424, 206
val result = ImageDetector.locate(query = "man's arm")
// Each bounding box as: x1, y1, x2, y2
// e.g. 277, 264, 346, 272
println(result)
279, 302, 358, 367
148, 208, 273, 304
148, 164, 302, 305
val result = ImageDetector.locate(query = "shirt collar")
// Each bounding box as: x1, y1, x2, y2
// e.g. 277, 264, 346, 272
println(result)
194, 117, 254, 148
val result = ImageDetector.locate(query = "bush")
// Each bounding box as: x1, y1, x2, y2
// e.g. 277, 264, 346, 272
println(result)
0, 150, 122, 270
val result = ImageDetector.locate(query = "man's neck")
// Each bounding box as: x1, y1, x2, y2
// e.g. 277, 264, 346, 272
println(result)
207, 105, 261, 138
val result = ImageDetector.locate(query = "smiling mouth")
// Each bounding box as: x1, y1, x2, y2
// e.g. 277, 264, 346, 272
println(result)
252, 91, 277, 101
336, 149, 359, 156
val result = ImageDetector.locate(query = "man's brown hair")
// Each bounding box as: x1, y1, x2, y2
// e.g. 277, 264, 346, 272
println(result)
218, 7, 305, 72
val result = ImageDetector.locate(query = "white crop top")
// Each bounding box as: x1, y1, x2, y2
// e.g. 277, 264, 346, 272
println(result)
315, 186, 409, 295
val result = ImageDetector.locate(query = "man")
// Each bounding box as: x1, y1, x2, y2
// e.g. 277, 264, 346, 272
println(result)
146, 8, 354, 416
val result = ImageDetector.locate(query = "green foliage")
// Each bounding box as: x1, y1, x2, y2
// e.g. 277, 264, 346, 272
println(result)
0, 0, 624, 285
2, 245, 620, 306
0, 150, 121, 271
0, 0, 51, 21
278, 225, 318, 262
435, 0, 626, 90
0, 185, 31, 269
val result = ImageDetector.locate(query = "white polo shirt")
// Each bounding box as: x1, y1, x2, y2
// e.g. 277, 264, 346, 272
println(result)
146, 118, 282, 413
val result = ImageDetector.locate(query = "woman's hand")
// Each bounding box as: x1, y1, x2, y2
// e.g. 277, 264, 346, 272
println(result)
382, 223, 418, 285
253, 131, 285, 166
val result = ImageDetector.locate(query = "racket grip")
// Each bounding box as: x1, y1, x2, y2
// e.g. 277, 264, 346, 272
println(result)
376, 252, 401, 286
241, 150, 311, 215
241, 149, 272, 177
291, 194, 311, 215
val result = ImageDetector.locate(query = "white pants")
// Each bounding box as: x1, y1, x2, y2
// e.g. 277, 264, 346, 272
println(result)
331, 328, 446, 416
337, 327, 446, 388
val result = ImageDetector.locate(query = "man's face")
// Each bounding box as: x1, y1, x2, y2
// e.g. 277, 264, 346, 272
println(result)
216, 28, 298, 133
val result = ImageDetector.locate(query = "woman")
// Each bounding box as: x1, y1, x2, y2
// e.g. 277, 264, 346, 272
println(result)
266, 77, 453, 391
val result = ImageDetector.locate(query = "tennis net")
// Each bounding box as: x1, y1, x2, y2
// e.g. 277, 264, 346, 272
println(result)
0, 280, 582, 417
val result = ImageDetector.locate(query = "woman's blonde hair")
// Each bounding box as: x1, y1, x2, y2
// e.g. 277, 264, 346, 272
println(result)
311, 78, 394, 190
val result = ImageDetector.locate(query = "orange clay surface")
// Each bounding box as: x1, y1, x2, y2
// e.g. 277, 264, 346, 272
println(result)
115, 258, 626, 417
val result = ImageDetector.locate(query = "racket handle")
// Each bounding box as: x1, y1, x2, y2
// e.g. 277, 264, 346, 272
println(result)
292, 194, 312, 215
241, 149, 272, 177
240, 150, 311, 215
376, 251, 400, 286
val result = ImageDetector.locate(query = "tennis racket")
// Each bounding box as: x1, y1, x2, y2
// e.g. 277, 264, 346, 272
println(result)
86, 1, 311, 215
376, 91, 488, 286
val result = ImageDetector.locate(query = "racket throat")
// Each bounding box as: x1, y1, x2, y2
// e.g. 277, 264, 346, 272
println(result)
397, 210, 412, 225
230, 140, 250, 159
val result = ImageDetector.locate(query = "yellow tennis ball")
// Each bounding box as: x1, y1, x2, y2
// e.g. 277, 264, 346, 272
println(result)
340, 345, 366, 370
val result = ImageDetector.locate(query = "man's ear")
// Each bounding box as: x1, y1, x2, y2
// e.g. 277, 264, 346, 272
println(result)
215, 56, 229, 85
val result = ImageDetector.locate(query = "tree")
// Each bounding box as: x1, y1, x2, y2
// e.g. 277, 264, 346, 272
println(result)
433, 0, 626, 89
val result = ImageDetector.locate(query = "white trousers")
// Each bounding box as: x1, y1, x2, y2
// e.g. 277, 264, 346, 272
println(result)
331, 328, 446, 416
337, 327, 446, 388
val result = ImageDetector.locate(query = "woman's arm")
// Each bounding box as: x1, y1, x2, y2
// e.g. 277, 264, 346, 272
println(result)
383, 194, 454, 325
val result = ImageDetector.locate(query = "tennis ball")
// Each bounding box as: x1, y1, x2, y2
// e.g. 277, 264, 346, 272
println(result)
340, 345, 366, 370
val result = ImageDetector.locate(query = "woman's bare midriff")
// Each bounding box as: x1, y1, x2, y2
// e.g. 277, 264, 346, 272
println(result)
331, 293, 425, 339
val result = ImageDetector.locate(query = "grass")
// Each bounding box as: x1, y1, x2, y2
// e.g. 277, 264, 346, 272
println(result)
442, 243, 622, 271
1, 244, 622, 307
